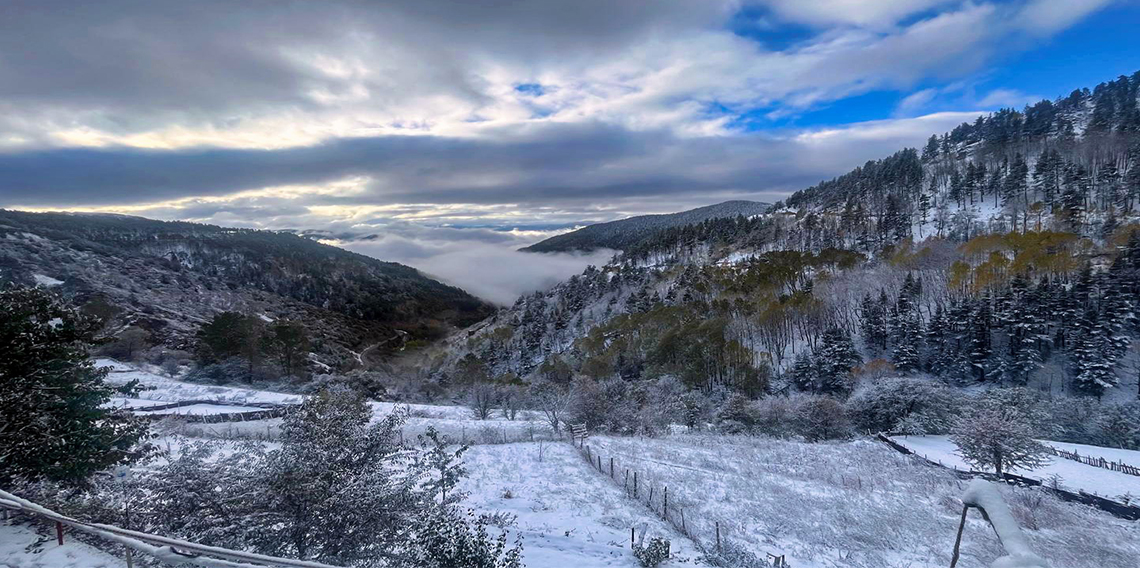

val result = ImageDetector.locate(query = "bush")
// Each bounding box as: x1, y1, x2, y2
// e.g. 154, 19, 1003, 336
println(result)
846, 377, 959, 434
633, 537, 671, 568
793, 395, 851, 442
408, 510, 523, 568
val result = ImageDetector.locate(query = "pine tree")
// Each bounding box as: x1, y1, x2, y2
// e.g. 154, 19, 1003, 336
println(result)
789, 350, 819, 392
889, 290, 923, 373
1070, 306, 1121, 398
815, 327, 862, 395
859, 292, 888, 355
0, 286, 150, 486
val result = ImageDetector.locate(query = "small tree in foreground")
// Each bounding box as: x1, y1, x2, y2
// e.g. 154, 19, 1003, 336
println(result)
951, 405, 1049, 476
0, 286, 149, 486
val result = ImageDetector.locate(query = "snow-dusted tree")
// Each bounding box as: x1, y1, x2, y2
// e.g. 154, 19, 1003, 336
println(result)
792, 395, 851, 442
951, 405, 1049, 476
859, 291, 889, 355
788, 350, 818, 392
814, 326, 862, 395
528, 379, 572, 437
255, 386, 434, 564
1070, 307, 1121, 398
418, 427, 469, 507
0, 286, 149, 486
846, 377, 959, 434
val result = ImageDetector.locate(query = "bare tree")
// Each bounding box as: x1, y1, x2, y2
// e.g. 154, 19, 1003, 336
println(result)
467, 383, 497, 420
528, 381, 572, 438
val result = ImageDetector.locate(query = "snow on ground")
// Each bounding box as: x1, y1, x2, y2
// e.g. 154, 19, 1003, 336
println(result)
100, 359, 555, 444
460, 442, 700, 568
133, 403, 265, 416
31, 274, 63, 287
589, 434, 1140, 568
0, 522, 123, 568
890, 435, 1140, 502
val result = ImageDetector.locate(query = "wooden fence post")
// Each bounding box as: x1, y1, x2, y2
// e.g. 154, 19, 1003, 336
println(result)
610, 457, 614, 479
716, 521, 721, 550
56, 521, 64, 545
664, 486, 668, 518
950, 505, 969, 568
634, 471, 638, 498
631, 527, 635, 549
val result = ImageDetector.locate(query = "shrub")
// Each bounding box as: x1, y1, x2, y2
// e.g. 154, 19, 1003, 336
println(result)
633, 537, 671, 568
845, 377, 958, 434
793, 395, 851, 442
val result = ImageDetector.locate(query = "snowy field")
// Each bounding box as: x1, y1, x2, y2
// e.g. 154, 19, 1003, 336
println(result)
100, 359, 556, 444
588, 434, 1140, 568
890, 435, 1140, 502
460, 442, 699, 567
0, 522, 123, 568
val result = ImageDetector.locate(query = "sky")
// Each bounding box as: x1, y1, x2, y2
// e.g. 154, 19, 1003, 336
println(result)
1, 0, 1137, 303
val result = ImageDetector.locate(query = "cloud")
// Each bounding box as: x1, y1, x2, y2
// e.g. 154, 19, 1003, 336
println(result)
0, 113, 985, 213
0, 0, 1104, 152
976, 88, 1041, 108
1016, 0, 1116, 35
759, 0, 953, 29
895, 88, 939, 116
337, 232, 614, 305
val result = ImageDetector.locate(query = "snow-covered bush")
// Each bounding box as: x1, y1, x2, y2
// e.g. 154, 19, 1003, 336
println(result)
1091, 401, 1140, 449
715, 393, 758, 434
748, 395, 799, 437
33, 386, 524, 567
632, 537, 671, 567
792, 395, 851, 442
408, 509, 523, 568
845, 377, 959, 434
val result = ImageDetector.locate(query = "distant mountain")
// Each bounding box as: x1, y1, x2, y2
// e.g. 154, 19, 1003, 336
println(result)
0, 210, 493, 369
520, 200, 771, 253
429, 69, 1140, 407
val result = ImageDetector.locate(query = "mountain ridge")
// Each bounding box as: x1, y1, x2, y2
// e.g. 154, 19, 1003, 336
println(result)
0, 209, 494, 370
520, 200, 771, 253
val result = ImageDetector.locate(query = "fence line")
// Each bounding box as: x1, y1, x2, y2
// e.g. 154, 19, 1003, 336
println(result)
876, 434, 1140, 521
1048, 446, 1140, 477
0, 489, 342, 568
573, 440, 788, 567
140, 407, 293, 424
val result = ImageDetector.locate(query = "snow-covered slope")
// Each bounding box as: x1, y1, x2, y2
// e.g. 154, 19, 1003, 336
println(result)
589, 433, 1140, 568
890, 435, 1140, 502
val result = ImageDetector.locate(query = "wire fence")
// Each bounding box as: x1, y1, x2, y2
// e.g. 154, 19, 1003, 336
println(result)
572, 438, 789, 567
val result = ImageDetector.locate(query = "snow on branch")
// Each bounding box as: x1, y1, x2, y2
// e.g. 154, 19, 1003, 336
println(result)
956, 480, 1049, 568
